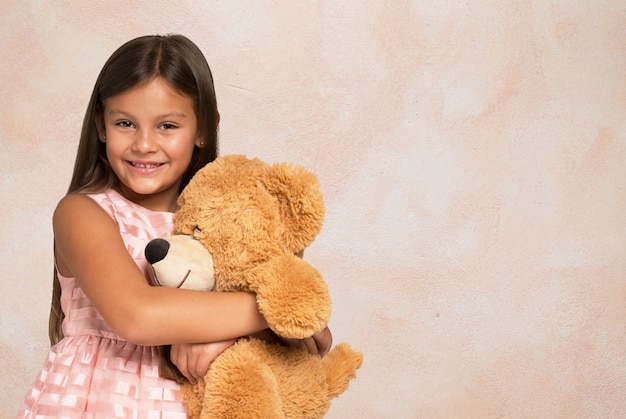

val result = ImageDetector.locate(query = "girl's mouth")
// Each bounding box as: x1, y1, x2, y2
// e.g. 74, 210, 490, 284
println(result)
129, 161, 164, 168
126, 161, 166, 175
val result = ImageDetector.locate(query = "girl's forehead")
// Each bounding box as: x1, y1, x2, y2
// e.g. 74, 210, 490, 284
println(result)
116, 77, 187, 99
103, 77, 195, 114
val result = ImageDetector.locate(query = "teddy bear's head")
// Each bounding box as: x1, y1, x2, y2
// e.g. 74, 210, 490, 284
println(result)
145, 154, 329, 335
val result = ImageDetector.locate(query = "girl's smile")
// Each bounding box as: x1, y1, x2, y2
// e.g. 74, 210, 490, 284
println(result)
127, 160, 166, 173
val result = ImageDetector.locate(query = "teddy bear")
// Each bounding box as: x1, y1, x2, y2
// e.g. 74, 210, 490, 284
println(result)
144, 154, 363, 418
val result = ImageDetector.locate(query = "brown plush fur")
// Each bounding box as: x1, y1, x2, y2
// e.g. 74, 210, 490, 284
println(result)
158, 155, 362, 418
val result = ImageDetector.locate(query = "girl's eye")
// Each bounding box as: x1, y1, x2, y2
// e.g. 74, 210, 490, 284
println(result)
116, 120, 134, 128
160, 123, 178, 130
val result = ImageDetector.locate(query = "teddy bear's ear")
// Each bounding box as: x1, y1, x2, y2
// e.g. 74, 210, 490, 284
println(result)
264, 162, 325, 253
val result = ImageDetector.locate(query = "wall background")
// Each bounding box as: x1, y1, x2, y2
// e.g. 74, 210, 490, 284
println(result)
2, 1, 625, 417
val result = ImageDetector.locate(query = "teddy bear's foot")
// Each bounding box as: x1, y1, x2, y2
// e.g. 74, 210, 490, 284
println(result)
322, 343, 364, 399
181, 378, 206, 419
204, 340, 285, 418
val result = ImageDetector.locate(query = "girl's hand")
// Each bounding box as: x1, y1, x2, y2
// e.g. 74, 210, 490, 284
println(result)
170, 340, 235, 384
312, 326, 333, 355
279, 326, 333, 356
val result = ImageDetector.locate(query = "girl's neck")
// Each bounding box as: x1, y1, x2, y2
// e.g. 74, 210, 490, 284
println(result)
113, 185, 178, 213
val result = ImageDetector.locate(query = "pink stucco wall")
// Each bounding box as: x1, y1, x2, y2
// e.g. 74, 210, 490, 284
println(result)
2, 1, 625, 417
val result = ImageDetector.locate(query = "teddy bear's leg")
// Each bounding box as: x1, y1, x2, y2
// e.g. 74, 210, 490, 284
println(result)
322, 343, 364, 399
202, 340, 285, 419
181, 379, 205, 419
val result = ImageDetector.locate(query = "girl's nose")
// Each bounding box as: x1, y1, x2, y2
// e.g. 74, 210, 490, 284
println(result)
133, 129, 158, 152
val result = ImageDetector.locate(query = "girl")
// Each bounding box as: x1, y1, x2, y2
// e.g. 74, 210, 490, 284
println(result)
18, 34, 331, 417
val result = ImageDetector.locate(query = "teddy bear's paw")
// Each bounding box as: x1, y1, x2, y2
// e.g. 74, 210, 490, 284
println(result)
322, 343, 363, 399
250, 255, 331, 339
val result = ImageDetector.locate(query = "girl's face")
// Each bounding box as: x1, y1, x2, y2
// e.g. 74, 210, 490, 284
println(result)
97, 77, 202, 212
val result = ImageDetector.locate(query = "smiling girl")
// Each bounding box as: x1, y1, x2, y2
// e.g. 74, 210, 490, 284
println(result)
18, 34, 331, 418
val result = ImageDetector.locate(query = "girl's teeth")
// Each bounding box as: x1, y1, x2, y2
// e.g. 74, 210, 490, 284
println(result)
132, 162, 160, 168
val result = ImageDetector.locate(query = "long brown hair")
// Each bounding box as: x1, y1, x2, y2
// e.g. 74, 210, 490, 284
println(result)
49, 34, 220, 345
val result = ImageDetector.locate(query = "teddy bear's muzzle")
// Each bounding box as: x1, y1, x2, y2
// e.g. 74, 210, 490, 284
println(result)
145, 235, 216, 291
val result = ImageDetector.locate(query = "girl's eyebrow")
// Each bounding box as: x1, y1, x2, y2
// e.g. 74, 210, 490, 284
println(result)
107, 109, 188, 119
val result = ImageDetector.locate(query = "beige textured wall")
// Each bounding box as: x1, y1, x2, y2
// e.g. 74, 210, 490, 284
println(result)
2, 1, 625, 417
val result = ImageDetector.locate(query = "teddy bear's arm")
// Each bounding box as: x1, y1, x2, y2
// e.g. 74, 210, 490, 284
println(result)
248, 255, 331, 339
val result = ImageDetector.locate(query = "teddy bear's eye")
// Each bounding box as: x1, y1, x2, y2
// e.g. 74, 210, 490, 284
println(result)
193, 226, 202, 237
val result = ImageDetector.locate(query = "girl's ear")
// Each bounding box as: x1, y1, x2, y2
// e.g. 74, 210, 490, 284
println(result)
95, 106, 106, 142
196, 112, 219, 148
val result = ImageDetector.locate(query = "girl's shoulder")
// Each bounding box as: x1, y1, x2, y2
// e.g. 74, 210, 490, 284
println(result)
85, 189, 126, 216
54, 191, 117, 227
57, 189, 150, 218
55, 189, 174, 236
55, 189, 118, 217
52, 192, 121, 251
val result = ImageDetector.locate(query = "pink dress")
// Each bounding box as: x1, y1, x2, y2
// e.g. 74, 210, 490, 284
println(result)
18, 189, 187, 418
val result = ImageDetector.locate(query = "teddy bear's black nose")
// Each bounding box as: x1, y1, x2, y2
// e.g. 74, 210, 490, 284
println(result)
145, 238, 170, 264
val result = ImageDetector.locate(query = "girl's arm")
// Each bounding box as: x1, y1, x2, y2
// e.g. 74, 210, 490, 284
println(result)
53, 193, 268, 346
172, 326, 333, 383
